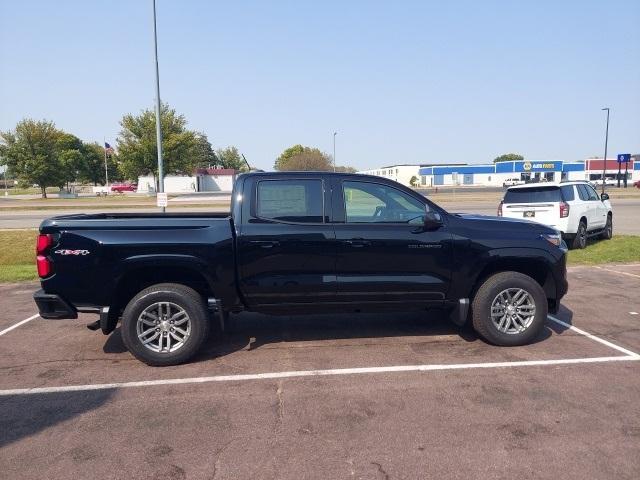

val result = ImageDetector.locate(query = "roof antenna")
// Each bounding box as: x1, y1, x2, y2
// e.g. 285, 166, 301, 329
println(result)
242, 154, 263, 173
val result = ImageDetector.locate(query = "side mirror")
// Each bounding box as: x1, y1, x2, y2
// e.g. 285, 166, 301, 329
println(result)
601, 193, 609, 201
423, 211, 443, 230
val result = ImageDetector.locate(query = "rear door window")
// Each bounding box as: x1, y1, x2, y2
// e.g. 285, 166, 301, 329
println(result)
256, 179, 324, 223
560, 185, 575, 201
504, 187, 562, 203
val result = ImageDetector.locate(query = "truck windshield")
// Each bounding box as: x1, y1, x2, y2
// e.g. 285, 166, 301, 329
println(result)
504, 186, 562, 203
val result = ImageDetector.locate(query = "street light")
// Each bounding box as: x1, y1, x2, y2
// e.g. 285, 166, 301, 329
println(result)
601, 107, 610, 195
333, 131, 337, 172
152, 0, 165, 212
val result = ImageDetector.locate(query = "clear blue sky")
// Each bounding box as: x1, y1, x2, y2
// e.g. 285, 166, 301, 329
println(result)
1, 0, 638, 171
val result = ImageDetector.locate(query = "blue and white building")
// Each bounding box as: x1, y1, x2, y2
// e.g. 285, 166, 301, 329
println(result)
418, 160, 587, 187
359, 158, 640, 188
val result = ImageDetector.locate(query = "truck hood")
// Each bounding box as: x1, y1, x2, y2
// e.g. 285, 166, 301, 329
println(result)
452, 213, 558, 234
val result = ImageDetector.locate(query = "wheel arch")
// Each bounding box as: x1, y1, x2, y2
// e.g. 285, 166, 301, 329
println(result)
112, 258, 217, 315
469, 256, 557, 309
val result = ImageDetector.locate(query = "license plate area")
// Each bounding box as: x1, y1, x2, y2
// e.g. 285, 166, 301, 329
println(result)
523, 211, 535, 218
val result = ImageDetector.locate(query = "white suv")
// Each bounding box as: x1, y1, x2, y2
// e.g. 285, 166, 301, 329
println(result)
498, 181, 612, 249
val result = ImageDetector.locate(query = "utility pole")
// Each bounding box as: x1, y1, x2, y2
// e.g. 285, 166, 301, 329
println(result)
601, 107, 610, 195
152, 0, 165, 212
333, 131, 337, 172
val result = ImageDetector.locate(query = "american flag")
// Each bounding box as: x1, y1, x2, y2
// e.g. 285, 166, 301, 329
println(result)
105, 142, 115, 155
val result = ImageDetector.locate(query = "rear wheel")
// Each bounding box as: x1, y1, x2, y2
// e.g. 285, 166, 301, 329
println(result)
600, 215, 612, 240
572, 221, 587, 249
471, 271, 547, 346
121, 283, 210, 366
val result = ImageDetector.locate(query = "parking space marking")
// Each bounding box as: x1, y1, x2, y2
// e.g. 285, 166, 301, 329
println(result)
548, 316, 640, 358
1, 316, 638, 397
593, 266, 640, 279
0, 355, 638, 397
0, 314, 39, 337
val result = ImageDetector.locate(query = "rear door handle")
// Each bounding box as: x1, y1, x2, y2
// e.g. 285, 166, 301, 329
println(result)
343, 239, 371, 248
250, 240, 280, 248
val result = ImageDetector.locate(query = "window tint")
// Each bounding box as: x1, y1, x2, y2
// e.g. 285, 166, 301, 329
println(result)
576, 184, 590, 201
584, 184, 600, 201
343, 181, 426, 223
503, 186, 561, 203
257, 179, 323, 223
560, 185, 575, 201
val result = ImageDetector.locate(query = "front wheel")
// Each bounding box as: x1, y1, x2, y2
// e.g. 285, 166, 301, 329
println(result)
121, 283, 210, 366
471, 271, 547, 346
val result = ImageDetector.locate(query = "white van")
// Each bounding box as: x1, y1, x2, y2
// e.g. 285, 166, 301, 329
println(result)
498, 181, 612, 249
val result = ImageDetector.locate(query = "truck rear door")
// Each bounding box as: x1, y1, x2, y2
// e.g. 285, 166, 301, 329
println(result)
235, 176, 337, 308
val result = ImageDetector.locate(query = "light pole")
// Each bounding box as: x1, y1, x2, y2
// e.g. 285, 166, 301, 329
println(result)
1, 163, 7, 197
333, 131, 337, 172
152, 0, 165, 211
601, 107, 610, 195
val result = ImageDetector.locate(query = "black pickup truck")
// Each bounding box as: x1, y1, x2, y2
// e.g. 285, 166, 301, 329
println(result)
34, 172, 568, 366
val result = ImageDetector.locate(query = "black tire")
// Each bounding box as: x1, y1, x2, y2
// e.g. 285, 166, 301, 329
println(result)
600, 214, 612, 240
471, 271, 547, 347
121, 283, 210, 366
572, 221, 587, 249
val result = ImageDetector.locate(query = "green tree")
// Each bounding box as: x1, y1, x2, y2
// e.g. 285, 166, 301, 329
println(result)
0, 119, 65, 198
216, 146, 248, 171
56, 133, 84, 190
493, 153, 524, 163
274, 144, 305, 170
409, 175, 419, 187
194, 132, 218, 168
275, 145, 332, 171
117, 103, 199, 184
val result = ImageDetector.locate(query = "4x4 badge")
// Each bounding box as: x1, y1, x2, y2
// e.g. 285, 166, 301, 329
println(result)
54, 249, 90, 256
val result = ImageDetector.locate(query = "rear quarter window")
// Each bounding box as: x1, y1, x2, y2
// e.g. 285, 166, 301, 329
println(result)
504, 186, 562, 203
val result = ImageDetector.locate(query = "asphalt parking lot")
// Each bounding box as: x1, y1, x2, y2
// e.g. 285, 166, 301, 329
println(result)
1, 266, 639, 479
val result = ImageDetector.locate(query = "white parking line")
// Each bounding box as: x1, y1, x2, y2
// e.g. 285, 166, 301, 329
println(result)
0, 316, 638, 397
0, 355, 638, 397
548, 316, 640, 358
0, 314, 39, 337
593, 266, 640, 279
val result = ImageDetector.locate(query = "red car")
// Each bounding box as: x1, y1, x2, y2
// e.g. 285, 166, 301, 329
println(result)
634, 180, 640, 189
110, 183, 137, 193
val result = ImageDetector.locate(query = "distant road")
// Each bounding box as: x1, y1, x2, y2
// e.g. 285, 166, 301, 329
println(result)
1, 199, 637, 233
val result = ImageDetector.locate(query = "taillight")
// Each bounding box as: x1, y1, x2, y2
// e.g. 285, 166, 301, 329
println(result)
497, 201, 503, 217
559, 202, 570, 218
35, 234, 54, 278
36, 255, 52, 277
36, 234, 53, 255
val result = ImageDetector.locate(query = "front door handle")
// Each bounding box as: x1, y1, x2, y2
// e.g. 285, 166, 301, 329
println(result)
343, 239, 371, 248
250, 240, 280, 249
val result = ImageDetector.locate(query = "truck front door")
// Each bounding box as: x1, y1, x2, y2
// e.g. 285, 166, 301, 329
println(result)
236, 177, 337, 308
332, 179, 452, 305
